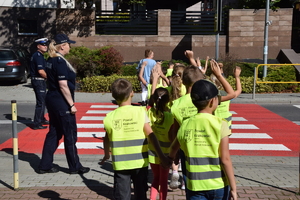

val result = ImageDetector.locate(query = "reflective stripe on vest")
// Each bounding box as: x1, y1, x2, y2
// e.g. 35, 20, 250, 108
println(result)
111, 138, 148, 148
186, 169, 224, 180
187, 157, 220, 165
112, 152, 148, 162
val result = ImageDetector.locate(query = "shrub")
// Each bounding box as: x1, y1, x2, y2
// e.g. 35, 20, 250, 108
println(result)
65, 46, 123, 78
120, 64, 137, 76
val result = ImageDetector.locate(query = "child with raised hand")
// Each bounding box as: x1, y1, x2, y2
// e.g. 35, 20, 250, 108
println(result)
212, 66, 242, 131
168, 79, 237, 200
147, 87, 175, 200
184, 50, 209, 75
99, 78, 170, 200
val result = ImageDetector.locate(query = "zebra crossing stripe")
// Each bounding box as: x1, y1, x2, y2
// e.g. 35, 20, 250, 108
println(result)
77, 132, 105, 137
292, 121, 300, 125
229, 144, 291, 151
230, 111, 237, 114
230, 133, 272, 139
293, 105, 300, 109
232, 117, 247, 121
77, 124, 104, 128
231, 124, 259, 129
91, 105, 118, 108
86, 110, 112, 114
58, 142, 104, 149
81, 116, 105, 120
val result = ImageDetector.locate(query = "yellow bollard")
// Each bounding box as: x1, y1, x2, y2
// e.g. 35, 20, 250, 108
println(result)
11, 100, 19, 190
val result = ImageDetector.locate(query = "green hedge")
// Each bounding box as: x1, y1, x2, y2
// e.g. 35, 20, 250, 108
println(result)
79, 63, 300, 93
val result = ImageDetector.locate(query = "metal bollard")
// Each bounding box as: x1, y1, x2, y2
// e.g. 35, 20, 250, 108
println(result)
11, 100, 19, 190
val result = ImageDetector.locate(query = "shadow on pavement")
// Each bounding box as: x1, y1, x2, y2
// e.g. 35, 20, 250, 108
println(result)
80, 173, 114, 199
38, 190, 70, 200
235, 174, 297, 194
3, 114, 33, 127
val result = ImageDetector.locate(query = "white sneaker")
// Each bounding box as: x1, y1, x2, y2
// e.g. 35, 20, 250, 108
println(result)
181, 179, 185, 190
169, 172, 179, 189
178, 163, 182, 172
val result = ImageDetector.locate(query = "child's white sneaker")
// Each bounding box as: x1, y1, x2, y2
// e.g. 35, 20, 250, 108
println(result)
169, 172, 179, 189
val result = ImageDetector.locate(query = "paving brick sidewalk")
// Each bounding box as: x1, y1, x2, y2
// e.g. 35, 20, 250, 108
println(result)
0, 152, 299, 200
0, 186, 299, 200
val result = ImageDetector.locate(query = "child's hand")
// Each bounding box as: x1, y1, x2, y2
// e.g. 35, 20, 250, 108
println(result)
233, 66, 241, 78
184, 50, 194, 59
160, 155, 173, 169
210, 59, 222, 77
98, 155, 110, 165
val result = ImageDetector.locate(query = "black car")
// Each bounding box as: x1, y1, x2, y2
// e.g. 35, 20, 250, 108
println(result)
0, 46, 31, 83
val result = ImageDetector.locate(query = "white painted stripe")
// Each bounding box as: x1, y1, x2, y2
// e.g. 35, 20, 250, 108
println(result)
0, 120, 32, 124
81, 116, 105, 121
230, 111, 237, 114
230, 133, 272, 139
77, 132, 105, 138
293, 105, 300, 109
77, 124, 104, 128
87, 110, 112, 114
232, 124, 259, 129
229, 144, 291, 151
91, 105, 118, 108
58, 142, 104, 149
232, 117, 247, 121
293, 121, 300, 125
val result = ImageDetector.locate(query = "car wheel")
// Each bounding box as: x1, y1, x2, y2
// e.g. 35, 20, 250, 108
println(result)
20, 69, 28, 83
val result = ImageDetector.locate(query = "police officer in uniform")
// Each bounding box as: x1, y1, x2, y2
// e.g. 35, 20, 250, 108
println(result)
30, 38, 49, 130
38, 34, 89, 174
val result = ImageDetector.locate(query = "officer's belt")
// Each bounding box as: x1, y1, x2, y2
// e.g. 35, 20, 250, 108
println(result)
31, 77, 45, 80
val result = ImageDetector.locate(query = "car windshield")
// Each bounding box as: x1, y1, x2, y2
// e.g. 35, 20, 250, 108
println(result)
0, 50, 16, 60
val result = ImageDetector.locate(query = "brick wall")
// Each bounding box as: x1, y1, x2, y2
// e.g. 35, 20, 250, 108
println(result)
228, 8, 292, 60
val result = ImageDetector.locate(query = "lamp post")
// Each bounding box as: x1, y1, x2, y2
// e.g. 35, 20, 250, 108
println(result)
263, 0, 271, 78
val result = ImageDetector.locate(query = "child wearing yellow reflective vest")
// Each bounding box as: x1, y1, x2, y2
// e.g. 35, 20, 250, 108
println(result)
147, 87, 175, 200
211, 66, 242, 131
99, 78, 170, 200
168, 78, 237, 200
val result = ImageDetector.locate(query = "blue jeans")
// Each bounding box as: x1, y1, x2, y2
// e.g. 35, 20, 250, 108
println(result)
187, 185, 230, 200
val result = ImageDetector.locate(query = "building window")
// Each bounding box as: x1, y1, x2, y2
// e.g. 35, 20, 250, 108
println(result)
18, 19, 38, 35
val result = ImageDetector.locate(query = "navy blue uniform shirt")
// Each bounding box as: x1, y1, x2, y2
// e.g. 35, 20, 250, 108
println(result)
30, 51, 46, 77
46, 56, 76, 99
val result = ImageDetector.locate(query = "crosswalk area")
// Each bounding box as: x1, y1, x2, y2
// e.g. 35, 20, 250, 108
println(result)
56, 103, 299, 157
0, 103, 299, 157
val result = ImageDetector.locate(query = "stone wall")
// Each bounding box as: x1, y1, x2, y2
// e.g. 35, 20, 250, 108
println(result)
228, 8, 292, 60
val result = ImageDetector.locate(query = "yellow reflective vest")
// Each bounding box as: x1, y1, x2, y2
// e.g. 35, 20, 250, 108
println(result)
177, 113, 229, 191
214, 100, 232, 130
104, 105, 149, 171
147, 108, 174, 164
171, 93, 197, 125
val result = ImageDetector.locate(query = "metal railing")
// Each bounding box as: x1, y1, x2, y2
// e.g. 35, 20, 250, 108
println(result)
95, 11, 158, 35
252, 64, 300, 99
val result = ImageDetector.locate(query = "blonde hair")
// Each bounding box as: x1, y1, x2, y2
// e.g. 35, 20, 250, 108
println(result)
170, 64, 185, 101
48, 41, 76, 73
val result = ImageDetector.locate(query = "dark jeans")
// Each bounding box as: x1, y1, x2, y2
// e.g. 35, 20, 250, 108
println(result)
113, 167, 148, 200
187, 185, 230, 200
32, 79, 47, 126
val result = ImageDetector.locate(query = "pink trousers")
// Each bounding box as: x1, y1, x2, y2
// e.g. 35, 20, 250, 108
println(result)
150, 163, 169, 200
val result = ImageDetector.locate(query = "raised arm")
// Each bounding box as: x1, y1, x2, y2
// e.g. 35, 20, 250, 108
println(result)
210, 60, 235, 101
233, 66, 242, 98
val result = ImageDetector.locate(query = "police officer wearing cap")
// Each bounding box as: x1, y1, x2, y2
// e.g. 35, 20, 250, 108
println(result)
38, 34, 90, 174
30, 38, 49, 130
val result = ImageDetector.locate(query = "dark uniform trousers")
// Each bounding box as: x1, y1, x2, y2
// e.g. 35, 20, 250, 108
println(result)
39, 92, 82, 172
32, 79, 47, 126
